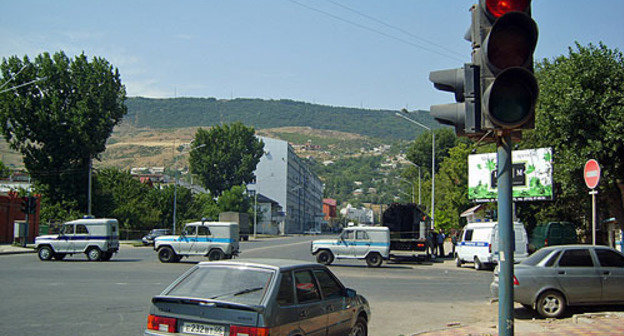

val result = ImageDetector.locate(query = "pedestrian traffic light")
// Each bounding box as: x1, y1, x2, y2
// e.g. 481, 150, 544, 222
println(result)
475, 0, 538, 130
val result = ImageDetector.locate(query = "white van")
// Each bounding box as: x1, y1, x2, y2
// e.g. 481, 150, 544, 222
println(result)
35, 218, 119, 261
455, 221, 528, 270
154, 221, 239, 263
311, 226, 390, 267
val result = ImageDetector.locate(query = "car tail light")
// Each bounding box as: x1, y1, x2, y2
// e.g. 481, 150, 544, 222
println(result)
147, 314, 176, 333
229, 325, 270, 336
544, 238, 548, 246
489, 244, 492, 253
513, 275, 519, 286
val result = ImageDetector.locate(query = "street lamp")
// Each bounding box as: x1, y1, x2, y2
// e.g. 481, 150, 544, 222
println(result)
172, 143, 207, 234
395, 112, 435, 229
405, 161, 422, 205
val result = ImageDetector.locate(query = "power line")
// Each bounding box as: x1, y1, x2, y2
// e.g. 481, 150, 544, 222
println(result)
324, 0, 465, 58
286, 0, 464, 62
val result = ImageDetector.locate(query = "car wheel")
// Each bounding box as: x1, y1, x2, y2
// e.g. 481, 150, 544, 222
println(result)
53, 253, 66, 260
100, 252, 113, 261
38, 246, 53, 261
455, 256, 463, 267
536, 290, 566, 318
87, 247, 102, 261
474, 257, 484, 270
349, 316, 368, 336
158, 247, 177, 263
316, 250, 334, 265
208, 249, 224, 261
365, 253, 383, 267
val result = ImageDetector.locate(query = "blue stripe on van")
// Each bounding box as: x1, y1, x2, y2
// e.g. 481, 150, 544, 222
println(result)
458, 241, 489, 247
37, 236, 118, 241
314, 242, 390, 247
156, 237, 235, 243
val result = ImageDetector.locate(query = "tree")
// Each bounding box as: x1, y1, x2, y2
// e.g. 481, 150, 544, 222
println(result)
433, 143, 472, 231
406, 128, 463, 173
523, 42, 624, 231
189, 123, 264, 196
218, 185, 251, 214
0, 51, 126, 210
0, 160, 10, 178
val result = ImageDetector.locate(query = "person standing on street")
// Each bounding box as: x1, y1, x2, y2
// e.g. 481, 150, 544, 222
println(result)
437, 230, 446, 258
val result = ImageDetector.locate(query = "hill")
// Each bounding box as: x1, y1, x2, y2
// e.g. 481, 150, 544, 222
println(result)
125, 97, 438, 141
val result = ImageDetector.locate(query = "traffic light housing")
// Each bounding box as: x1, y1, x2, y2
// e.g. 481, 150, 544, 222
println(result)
475, 0, 538, 130
21, 197, 28, 214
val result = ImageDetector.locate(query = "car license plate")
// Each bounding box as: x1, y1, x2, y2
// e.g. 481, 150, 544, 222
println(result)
181, 322, 225, 336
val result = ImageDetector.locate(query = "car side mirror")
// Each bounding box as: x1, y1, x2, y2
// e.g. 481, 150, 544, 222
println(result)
345, 288, 356, 298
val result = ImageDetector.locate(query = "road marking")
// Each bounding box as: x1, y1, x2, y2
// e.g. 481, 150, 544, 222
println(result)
244, 240, 310, 252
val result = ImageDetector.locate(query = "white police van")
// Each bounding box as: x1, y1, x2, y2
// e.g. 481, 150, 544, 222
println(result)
154, 221, 239, 263
311, 226, 390, 267
455, 221, 528, 270
35, 218, 119, 261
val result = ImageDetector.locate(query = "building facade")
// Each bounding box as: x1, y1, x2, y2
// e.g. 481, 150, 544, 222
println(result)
249, 136, 323, 234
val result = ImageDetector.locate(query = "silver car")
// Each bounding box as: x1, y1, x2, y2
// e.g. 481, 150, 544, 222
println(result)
145, 259, 370, 336
490, 245, 624, 318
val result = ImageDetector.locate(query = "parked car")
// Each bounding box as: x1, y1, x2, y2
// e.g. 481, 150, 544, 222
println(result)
35, 218, 119, 261
455, 221, 529, 270
529, 221, 577, 252
142, 229, 172, 245
311, 226, 390, 267
145, 259, 370, 336
490, 245, 624, 318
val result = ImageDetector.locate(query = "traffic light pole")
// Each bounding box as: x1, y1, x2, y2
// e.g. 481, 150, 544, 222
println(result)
497, 132, 514, 336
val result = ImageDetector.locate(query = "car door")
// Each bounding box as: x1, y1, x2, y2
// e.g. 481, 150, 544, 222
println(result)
554, 248, 602, 304
178, 225, 196, 254
313, 268, 352, 336
73, 224, 90, 252
334, 230, 354, 258
56, 224, 74, 253
194, 226, 211, 254
594, 248, 624, 302
354, 230, 371, 258
294, 269, 327, 336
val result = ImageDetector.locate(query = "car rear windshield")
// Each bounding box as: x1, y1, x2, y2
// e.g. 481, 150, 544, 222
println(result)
522, 248, 554, 266
166, 266, 274, 305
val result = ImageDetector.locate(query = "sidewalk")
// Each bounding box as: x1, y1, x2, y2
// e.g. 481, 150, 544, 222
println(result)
415, 306, 624, 336
0, 243, 35, 255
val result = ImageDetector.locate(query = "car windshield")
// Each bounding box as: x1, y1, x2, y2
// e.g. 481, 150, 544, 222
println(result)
166, 265, 274, 305
522, 248, 554, 266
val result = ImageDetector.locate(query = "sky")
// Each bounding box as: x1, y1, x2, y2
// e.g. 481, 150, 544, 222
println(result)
1, 0, 623, 111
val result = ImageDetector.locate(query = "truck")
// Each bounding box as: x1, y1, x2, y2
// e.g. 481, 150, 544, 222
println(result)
219, 212, 251, 241
382, 203, 432, 260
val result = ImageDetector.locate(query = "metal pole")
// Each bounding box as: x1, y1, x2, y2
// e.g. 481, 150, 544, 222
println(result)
431, 132, 435, 230
591, 190, 598, 245
254, 189, 258, 239
497, 132, 514, 336
418, 166, 421, 205
87, 156, 92, 216
173, 177, 177, 235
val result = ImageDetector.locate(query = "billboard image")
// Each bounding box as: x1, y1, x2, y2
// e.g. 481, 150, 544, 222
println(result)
468, 147, 553, 202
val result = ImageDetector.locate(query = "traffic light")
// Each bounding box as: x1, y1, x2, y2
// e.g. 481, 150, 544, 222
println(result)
20, 197, 28, 213
27, 196, 37, 214
429, 64, 481, 136
475, 0, 538, 130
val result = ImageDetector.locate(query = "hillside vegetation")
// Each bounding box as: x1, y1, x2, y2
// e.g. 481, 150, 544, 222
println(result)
125, 97, 437, 141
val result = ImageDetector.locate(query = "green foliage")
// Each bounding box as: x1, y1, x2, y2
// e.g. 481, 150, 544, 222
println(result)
38, 196, 84, 224
125, 97, 440, 141
433, 143, 472, 231
188, 193, 220, 220
0, 160, 9, 178
406, 128, 465, 173
0, 51, 126, 210
189, 123, 264, 196
519, 42, 624, 230
218, 185, 251, 213
92, 168, 159, 230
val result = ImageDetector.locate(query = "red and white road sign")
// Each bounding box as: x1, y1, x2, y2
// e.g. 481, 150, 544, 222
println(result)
584, 159, 601, 189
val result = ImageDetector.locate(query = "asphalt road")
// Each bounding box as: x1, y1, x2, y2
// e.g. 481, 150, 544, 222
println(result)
0, 235, 494, 336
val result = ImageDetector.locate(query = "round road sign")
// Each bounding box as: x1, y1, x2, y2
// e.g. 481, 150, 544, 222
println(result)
584, 159, 600, 189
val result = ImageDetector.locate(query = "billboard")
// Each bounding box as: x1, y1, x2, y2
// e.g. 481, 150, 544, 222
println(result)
468, 147, 553, 202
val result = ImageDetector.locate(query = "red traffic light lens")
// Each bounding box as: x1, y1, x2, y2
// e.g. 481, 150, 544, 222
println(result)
486, 0, 529, 18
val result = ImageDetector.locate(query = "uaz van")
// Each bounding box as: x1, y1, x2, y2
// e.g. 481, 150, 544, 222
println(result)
35, 218, 119, 261
455, 221, 528, 270
154, 221, 239, 263
311, 226, 390, 267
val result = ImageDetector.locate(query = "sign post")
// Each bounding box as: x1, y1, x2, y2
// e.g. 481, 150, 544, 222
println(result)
584, 159, 601, 245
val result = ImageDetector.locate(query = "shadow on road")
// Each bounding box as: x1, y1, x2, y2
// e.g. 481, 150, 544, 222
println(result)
328, 263, 413, 270
514, 304, 624, 320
